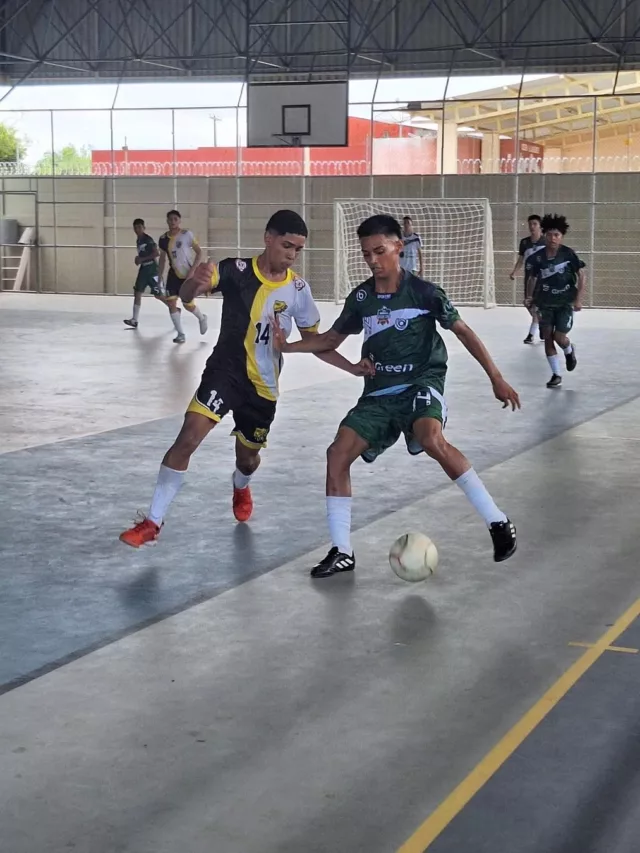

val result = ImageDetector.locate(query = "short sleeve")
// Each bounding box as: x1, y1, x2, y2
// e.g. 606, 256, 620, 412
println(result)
569, 250, 585, 271
431, 286, 461, 330
191, 232, 201, 250
158, 234, 168, 253
417, 235, 423, 248
210, 262, 221, 291
518, 238, 527, 256
292, 279, 321, 331
332, 289, 364, 336
211, 257, 236, 293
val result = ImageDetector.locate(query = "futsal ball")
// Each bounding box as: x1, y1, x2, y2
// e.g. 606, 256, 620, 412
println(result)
389, 533, 438, 582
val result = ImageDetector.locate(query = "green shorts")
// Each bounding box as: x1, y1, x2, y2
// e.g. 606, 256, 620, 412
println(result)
538, 304, 574, 334
134, 264, 162, 295
340, 385, 448, 464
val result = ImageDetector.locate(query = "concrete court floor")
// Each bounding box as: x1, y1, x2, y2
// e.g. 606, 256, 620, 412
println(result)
1, 291, 640, 853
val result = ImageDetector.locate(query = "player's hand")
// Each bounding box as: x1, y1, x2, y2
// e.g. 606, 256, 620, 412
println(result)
191, 262, 215, 289
492, 377, 521, 411
574, 301, 583, 311
351, 358, 375, 377
523, 296, 532, 308
270, 313, 291, 352
510, 273, 515, 281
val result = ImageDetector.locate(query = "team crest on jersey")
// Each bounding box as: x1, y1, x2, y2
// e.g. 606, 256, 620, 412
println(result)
273, 300, 288, 314
176, 240, 182, 248
236, 259, 247, 272
376, 306, 391, 325
356, 289, 367, 302
253, 427, 268, 442
395, 318, 409, 331
293, 278, 306, 291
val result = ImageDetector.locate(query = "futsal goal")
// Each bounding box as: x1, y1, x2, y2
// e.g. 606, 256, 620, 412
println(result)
333, 198, 496, 308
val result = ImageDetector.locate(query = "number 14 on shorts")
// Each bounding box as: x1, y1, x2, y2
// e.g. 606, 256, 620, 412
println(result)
206, 390, 224, 413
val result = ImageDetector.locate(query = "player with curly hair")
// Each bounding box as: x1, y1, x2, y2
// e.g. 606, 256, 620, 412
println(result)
525, 214, 586, 388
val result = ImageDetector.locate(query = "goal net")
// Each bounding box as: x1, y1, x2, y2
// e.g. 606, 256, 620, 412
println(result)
333, 198, 495, 307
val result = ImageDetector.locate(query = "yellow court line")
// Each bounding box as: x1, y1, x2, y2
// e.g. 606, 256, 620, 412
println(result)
397, 597, 640, 853
568, 641, 639, 654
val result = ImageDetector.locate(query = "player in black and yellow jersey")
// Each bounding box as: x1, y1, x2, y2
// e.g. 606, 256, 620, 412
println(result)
158, 209, 207, 343
120, 210, 373, 548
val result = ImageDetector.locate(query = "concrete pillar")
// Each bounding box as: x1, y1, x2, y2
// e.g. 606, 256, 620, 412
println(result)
436, 121, 458, 174
481, 132, 501, 173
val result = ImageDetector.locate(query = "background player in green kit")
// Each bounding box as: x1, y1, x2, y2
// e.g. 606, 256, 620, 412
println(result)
525, 213, 585, 389
124, 218, 164, 329
509, 213, 545, 344
272, 214, 520, 578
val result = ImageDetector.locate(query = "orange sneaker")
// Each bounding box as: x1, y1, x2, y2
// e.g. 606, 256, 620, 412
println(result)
119, 516, 162, 548
232, 486, 253, 522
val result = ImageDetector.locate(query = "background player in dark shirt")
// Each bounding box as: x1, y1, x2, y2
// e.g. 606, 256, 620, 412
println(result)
273, 214, 520, 577
123, 218, 163, 329
510, 214, 545, 344
525, 213, 585, 388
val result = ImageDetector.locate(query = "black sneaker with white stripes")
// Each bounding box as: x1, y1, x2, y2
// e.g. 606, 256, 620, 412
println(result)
311, 547, 355, 578
565, 344, 577, 372
490, 519, 517, 562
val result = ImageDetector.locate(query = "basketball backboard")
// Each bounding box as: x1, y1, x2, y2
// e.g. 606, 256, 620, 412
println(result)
247, 81, 348, 148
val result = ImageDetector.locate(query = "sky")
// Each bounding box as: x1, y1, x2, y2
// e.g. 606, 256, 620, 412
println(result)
0, 75, 550, 164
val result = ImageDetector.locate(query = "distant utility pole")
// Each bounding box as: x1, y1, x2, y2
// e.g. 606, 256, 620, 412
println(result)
209, 114, 222, 147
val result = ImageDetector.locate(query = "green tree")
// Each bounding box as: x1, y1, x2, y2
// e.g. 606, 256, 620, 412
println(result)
35, 144, 92, 176
0, 122, 27, 162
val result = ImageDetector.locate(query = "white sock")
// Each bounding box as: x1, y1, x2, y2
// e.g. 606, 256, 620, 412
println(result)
148, 464, 185, 525
326, 496, 352, 555
171, 311, 184, 335
132, 303, 140, 322
233, 468, 252, 489
189, 305, 204, 321
529, 320, 538, 336
562, 343, 573, 355
455, 468, 507, 527
547, 354, 561, 375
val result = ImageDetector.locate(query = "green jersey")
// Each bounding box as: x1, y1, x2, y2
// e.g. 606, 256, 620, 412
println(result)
332, 272, 461, 396
526, 244, 585, 307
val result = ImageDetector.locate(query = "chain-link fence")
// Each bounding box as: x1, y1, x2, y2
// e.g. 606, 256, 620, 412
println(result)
2, 72, 640, 306
1, 171, 639, 307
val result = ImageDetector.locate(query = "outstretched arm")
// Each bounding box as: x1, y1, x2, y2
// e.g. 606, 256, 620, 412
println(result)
273, 315, 346, 354
451, 319, 520, 410
510, 254, 524, 280
298, 329, 374, 377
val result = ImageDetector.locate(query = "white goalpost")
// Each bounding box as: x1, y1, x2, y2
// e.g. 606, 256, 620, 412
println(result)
333, 198, 496, 308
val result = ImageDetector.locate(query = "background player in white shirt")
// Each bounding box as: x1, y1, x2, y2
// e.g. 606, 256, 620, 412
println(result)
158, 209, 206, 344
399, 216, 423, 276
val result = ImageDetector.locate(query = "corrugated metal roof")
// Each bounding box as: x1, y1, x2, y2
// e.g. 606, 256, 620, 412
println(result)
0, 0, 636, 83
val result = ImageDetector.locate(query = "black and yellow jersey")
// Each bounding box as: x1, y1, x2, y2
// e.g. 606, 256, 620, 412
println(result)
206, 256, 321, 401
158, 229, 199, 279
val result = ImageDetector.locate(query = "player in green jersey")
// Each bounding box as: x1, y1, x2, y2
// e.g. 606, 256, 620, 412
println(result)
272, 214, 520, 577
124, 218, 164, 328
525, 213, 585, 389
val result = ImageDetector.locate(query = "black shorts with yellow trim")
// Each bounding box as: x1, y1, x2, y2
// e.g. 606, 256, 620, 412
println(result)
165, 268, 185, 299
186, 368, 277, 450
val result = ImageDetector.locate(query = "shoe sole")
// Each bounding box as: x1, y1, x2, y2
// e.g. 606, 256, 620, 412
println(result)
119, 536, 159, 548
310, 565, 355, 578
494, 542, 517, 563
